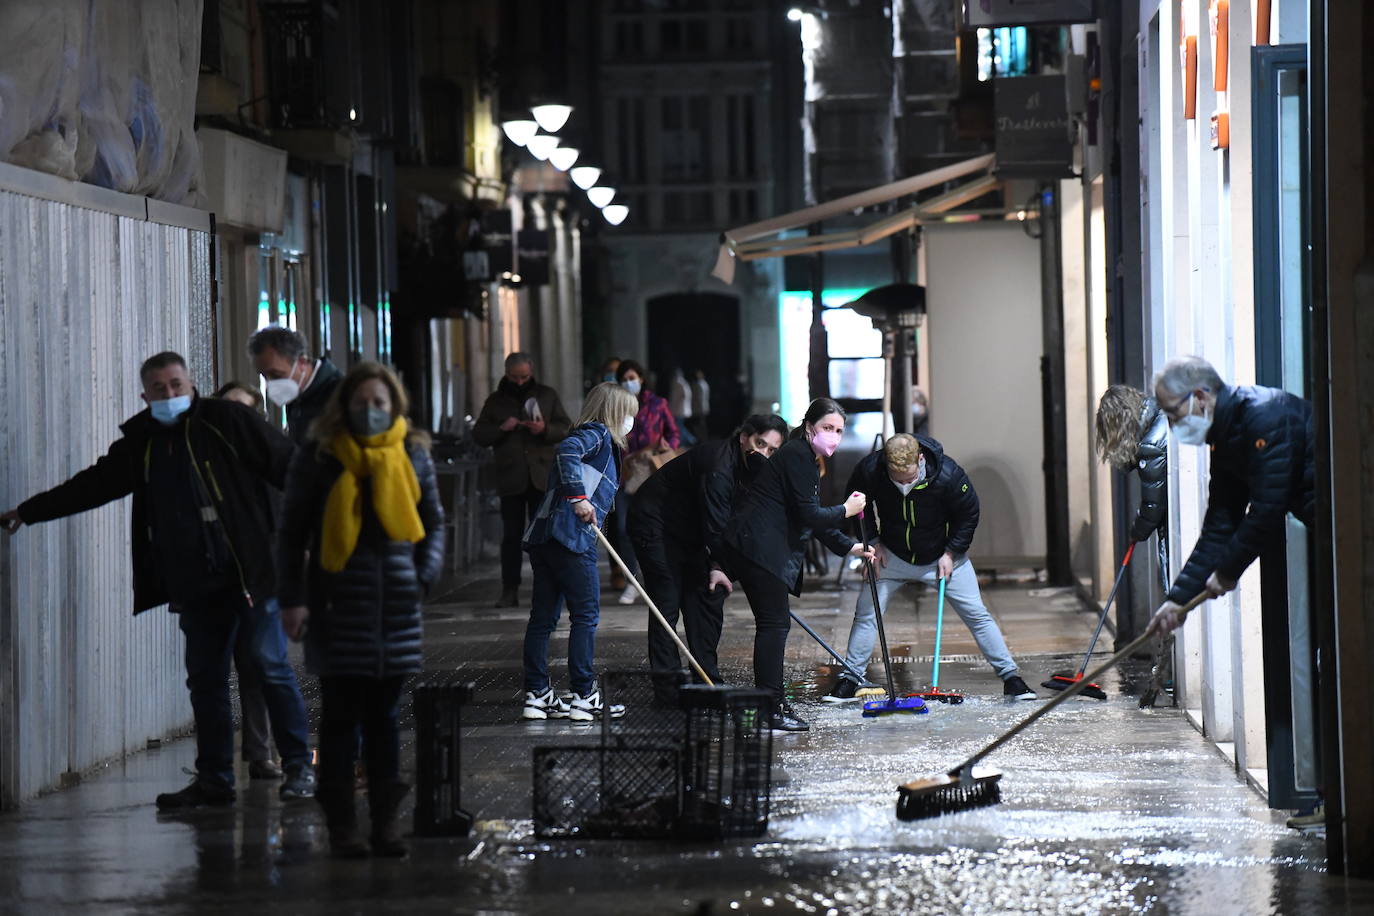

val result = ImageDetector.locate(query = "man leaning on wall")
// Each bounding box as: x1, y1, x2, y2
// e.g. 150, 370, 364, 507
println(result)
1, 351, 317, 810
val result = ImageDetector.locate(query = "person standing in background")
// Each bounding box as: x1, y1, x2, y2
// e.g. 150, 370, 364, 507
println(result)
691, 370, 711, 441
610, 360, 681, 605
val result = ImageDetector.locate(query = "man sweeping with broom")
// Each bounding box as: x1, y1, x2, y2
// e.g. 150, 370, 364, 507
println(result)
822, 433, 1038, 703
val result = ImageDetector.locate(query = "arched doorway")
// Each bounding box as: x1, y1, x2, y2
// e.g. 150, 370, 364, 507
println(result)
646, 292, 741, 438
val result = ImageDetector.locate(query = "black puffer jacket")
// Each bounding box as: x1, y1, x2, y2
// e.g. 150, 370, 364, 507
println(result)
719, 437, 855, 595
844, 436, 978, 566
1130, 399, 1169, 542
1167, 385, 1314, 604
285, 359, 344, 446
276, 440, 446, 678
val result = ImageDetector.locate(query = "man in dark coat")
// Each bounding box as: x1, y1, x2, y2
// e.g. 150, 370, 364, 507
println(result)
473, 352, 572, 606
1146, 356, 1315, 634
0, 352, 316, 810
249, 325, 344, 446
824, 433, 1038, 702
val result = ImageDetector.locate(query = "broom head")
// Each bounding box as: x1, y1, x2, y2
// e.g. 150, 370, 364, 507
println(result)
916, 686, 964, 705
862, 694, 928, 718
896, 766, 1003, 820
1040, 672, 1108, 701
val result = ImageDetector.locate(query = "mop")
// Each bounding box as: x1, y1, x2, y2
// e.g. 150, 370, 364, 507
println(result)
856, 511, 927, 718
1041, 543, 1136, 701
894, 590, 1209, 820
915, 576, 963, 704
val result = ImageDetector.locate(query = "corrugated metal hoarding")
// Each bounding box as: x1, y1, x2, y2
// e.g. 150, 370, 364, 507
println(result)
0, 169, 214, 806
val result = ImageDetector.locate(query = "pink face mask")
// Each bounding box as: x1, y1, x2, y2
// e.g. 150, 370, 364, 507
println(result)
809, 428, 842, 458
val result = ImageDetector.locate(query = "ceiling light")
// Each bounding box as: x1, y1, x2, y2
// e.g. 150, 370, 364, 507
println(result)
570, 166, 602, 190
501, 119, 539, 146
602, 204, 629, 226
531, 104, 573, 132
787, 7, 803, 21
526, 134, 560, 161
587, 186, 616, 208
549, 146, 580, 171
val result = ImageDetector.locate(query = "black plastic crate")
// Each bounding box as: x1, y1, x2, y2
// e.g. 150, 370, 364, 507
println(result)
678, 685, 773, 839
600, 667, 688, 750
532, 745, 681, 839
412, 673, 475, 837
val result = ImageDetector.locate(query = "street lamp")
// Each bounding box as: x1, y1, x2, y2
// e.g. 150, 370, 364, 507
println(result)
602, 204, 629, 226
531, 104, 573, 132
587, 186, 616, 208
787, 7, 803, 21
569, 165, 602, 190
501, 119, 539, 146
526, 134, 560, 161
549, 146, 580, 171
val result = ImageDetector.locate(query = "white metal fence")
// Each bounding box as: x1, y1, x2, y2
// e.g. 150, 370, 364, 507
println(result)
0, 163, 213, 806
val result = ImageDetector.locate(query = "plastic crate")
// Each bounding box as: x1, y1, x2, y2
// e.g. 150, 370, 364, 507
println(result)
412, 673, 475, 837
532, 745, 681, 839
678, 685, 773, 839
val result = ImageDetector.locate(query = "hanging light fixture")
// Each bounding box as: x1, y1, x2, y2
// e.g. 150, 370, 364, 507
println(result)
531, 103, 573, 132
501, 119, 539, 146
549, 146, 580, 171
602, 204, 629, 226
526, 134, 560, 161
569, 166, 602, 190
587, 186, 616, 208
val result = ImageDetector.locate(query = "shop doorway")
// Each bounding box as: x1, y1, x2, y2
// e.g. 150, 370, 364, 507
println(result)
646, 292, 741, 438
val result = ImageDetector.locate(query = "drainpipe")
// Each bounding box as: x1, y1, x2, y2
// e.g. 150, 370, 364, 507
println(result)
1039, 182, 1073, 586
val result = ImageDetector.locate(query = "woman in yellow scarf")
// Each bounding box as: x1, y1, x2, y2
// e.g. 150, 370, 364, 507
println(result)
276, 362, 445, 859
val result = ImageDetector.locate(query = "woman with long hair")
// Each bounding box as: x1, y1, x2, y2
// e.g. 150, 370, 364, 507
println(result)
521, 381, 640, 722
718, 398, 872, 732
1095, 384, 1169, 568
277, 362, 445, 858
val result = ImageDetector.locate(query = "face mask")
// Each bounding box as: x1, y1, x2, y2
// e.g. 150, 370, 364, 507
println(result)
265, 361, 306, 406
150, 395, 192, 426
622, 379, 642, 396
603, 372, 617, 383
350, 406, 394, 439
1173, 394, 1212, 446
620, 416, 636, 436
809, 428, 841, 458
744, 451, 769, 476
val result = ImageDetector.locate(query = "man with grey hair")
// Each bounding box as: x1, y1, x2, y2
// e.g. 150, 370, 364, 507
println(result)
248, 325, 344, 446
474, 352, 572, 606
1146, 355, 1314, 635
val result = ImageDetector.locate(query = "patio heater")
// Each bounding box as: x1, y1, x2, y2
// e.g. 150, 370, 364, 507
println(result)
847, 283, 927, 436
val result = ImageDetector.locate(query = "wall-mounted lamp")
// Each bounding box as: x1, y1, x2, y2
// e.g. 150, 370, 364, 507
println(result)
526, 135, 560, 161
587, 186, 616, 208
549, 147, 580, 171
531, 104, 573, 133
602, 204, 629, 226
786, 7, 803, 21
501, 119, 539, 146
570, 166, 602, 190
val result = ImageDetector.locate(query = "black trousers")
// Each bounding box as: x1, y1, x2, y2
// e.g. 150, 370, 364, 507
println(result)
634, 534, 726, 690
500, 486, 543, 588
729, 556, 792, 703
319, 675, 406, 789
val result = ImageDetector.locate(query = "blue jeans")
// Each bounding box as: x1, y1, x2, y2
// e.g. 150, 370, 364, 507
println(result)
842, 553, 1018, 681
523, 541, 601, 696
179, 594, 312, 789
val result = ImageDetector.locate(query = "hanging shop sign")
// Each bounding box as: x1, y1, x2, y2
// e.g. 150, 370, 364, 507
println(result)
964, 0, 1096, 27
515, 228, 550, 287
993, 75, 1075, 178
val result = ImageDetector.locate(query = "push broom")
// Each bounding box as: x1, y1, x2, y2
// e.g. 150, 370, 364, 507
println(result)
895, 590, 1208, 820
915, 575, 963, 704
1041, 542, 1136, 701
857, 511, 927, 718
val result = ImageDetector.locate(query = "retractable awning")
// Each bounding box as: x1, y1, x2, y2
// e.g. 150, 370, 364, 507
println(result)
711, 153, 999, 283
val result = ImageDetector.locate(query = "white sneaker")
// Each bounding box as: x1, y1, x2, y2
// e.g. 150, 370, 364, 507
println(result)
522, 688, 571, 720
568, 689, 626, 723
617, 585, 639, 605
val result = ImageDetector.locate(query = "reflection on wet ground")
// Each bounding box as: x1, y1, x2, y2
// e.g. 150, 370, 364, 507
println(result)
1, 571, 1368, 914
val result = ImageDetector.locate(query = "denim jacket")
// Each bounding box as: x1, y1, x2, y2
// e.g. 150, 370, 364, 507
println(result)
523, 423, 621, 555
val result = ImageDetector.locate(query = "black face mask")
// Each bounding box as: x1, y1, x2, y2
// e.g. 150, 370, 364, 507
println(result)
505, 376, 536, 397
743, 450, 769, 478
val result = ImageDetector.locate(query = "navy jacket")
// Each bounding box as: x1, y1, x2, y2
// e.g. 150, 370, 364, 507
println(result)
285, 359, 343, 447
524, 423, 621, 555
844, 436, 978, 567
1168, 385, 1314, 603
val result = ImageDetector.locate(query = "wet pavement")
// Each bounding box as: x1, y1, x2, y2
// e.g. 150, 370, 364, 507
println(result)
2, 559, 1369, 914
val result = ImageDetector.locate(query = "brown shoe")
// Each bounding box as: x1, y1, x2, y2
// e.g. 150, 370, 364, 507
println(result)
610, 569, 626, 590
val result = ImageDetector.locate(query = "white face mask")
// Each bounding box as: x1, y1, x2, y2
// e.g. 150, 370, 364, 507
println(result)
265, 360, 307, 406
1173, 394, 1212, 446
622, 379, 642, 396
620, 416, 635, 436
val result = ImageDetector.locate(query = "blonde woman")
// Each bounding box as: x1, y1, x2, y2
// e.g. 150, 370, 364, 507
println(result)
1096, 385, 1169, 555
521, 381, 639, 722
277, 362, 445, 858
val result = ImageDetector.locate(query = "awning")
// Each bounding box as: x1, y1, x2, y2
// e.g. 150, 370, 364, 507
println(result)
711, 153, 999, 283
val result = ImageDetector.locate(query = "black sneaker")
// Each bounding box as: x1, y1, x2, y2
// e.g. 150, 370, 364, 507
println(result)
279, 762, 317, 800
768, 701, 810, 732
156, 773, 235, 810
1003, 675, 1038, 700
494, 588, 519, 608
821, 678, 860, 703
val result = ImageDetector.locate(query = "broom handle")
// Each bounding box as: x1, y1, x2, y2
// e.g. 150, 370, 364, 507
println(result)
930, 575, 947, 688
789, 609, 870, 683
593, 524, 714, 686
951, 590, 1208, 776
1077, 542, 1136, 675
858, 509, 897, 701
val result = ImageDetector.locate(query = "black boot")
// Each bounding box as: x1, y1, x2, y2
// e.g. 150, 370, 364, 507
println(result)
316, 781, 369, 858
369, 780, 412, 857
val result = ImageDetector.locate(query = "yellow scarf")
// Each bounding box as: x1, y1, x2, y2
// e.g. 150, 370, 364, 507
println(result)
320, 417, 425, 572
